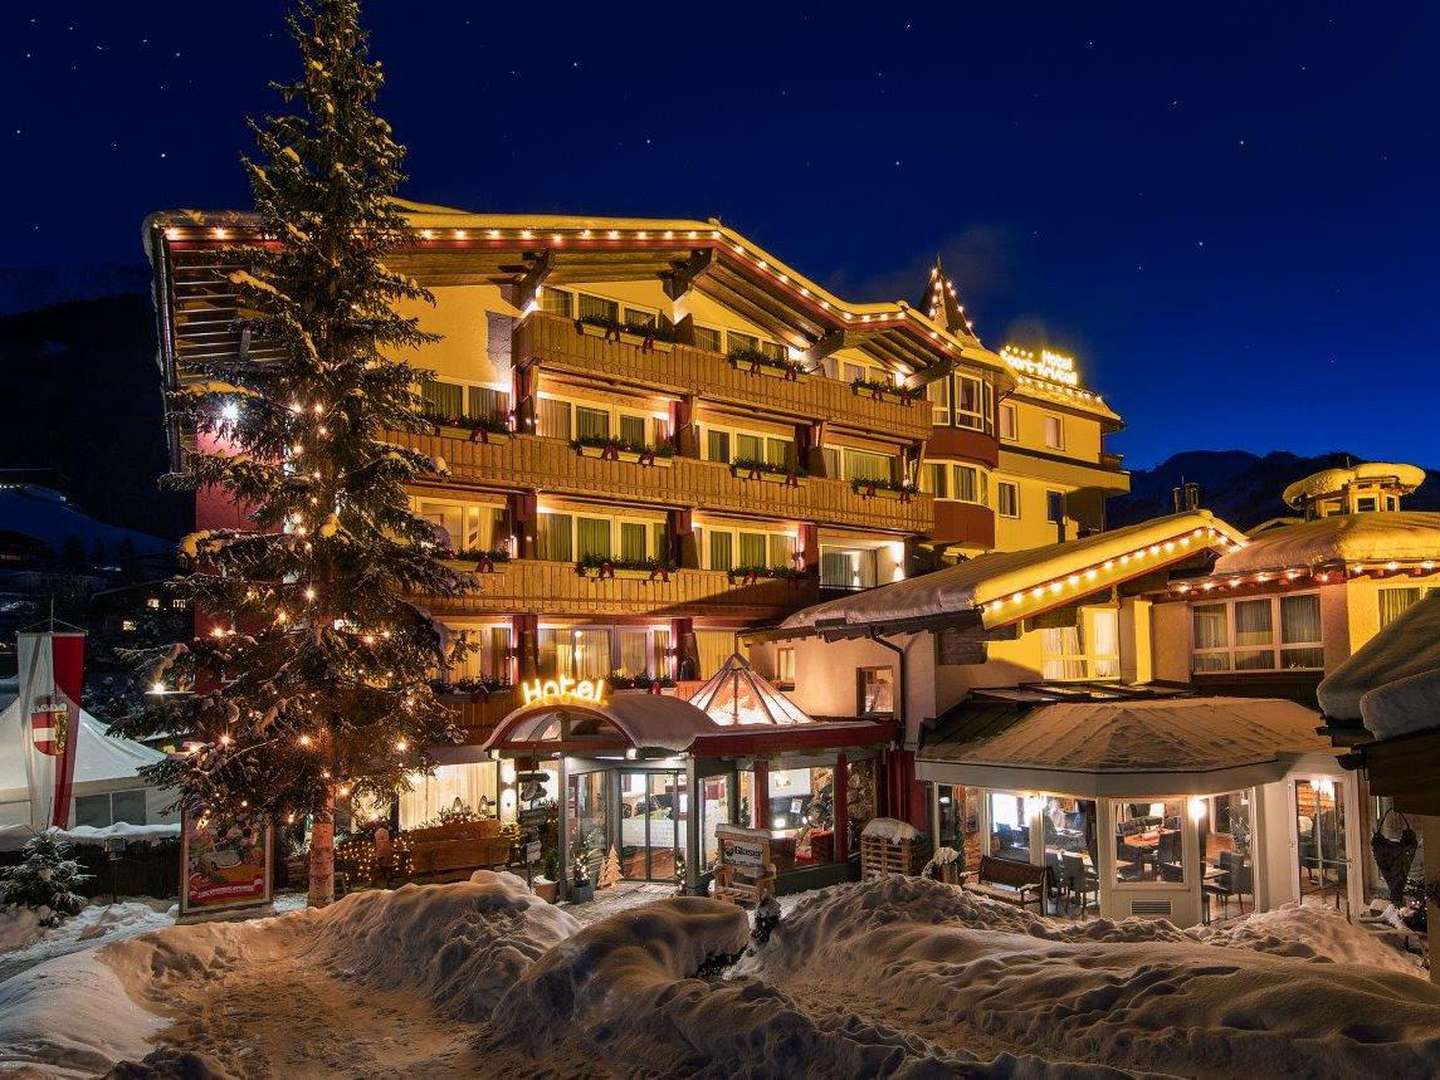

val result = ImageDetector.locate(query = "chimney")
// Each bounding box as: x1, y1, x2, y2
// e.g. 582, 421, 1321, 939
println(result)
1184, 481, 1201, 511
1171, 486, 1184, 513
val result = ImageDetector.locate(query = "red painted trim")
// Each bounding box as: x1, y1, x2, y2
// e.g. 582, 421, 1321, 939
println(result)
50, 634, 86, 829
692, 721, 895, 757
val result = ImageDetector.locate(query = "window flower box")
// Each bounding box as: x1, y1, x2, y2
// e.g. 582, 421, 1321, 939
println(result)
443, 549, 511, 573
576, 555, 677, 582
730, 459, 808, 488
571, 437, 674, 468
727, 565, 810, 586
850, 377, 917, 407
429, 677, 511, 703
728, 348, 806, 381
851, 478, 920, 502
574, 316, 674, 353
423, 411, 512, 443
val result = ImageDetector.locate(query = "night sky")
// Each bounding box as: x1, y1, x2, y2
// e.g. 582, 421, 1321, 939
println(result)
5, 2, 1438, 469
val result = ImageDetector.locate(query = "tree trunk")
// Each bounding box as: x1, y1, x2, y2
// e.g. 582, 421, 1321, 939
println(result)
308, 791, 336, 908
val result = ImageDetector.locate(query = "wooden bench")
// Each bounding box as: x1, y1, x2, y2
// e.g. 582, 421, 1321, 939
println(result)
712, 824, 777, 907
407, 819, 513, 880
962, 855, 1048, 912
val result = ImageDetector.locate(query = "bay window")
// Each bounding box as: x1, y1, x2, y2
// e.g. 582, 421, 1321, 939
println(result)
928, 377, 951, 425
954, 374, 987, 430
1378, 586, 1440, 629
1191, 594, 1324, 673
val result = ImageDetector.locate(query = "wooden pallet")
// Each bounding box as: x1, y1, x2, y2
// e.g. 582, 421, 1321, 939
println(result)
860, 834, 932, 879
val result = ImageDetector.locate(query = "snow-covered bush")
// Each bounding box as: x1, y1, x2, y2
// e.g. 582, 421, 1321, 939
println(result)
0, 831, 91, 928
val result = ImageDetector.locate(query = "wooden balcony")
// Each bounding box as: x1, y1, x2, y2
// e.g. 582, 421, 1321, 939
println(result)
514, 313, 933, 441
441, 688, 516, 745
422, 559, 818, 621
394, 427, 934, 533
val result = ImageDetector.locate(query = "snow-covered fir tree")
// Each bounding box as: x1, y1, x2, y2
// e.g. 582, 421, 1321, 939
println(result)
114, 0, 473, 906
0, 831, 91, 927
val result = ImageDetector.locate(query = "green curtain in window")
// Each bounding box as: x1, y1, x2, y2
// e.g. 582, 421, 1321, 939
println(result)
421, 379, 463, 417
709, 531, 733, 571
572, 629, 610, 679
652, 522, 670, 564
738, 532, 767, 567
618, 630, 650, 677
537, 398, 571, 440
619, 414, 647, 447
620, 522, 647, 562
1233, 600, 1273, 646
536, 513, 573, 562
768, 533, 794, 568
765, 438, 795, 469
693, 326, 722, 352
847, 450, 894, 483
575, 407, 610, 441
954, 466, 978, 502
540, 288, 571, 317
577, 518, 611, 560
468, 385, 510, 420
1379, 587, 1423, 629
736, 434, 765, 461
728, 331, 758, 354
707, 430, 731, 462
578, 294, 618, 322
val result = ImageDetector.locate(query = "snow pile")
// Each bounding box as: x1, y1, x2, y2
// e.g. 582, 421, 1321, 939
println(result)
0, 905, 43, 951
0, 949, 165, 1077
745, 875, 1440, 1077
860, 816, 921, 842
314, 870, 579, 1019
1196, 901, 1424, 974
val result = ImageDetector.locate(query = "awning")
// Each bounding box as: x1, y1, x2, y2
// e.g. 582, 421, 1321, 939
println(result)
917, 694, 1335, 797
762, 510, 1245, 641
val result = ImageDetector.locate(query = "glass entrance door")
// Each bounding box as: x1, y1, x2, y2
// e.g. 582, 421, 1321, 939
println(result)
619, 770, 688, 882
1295, 778, 1349, 912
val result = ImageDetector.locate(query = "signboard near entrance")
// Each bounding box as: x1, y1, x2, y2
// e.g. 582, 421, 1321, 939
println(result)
179, 809, 273, 917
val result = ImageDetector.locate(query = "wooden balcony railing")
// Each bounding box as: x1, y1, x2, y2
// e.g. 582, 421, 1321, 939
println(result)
441, 688, 516, 744
422, 559, 818, 621
393, 428, 935, 533
514, 313, 934, 441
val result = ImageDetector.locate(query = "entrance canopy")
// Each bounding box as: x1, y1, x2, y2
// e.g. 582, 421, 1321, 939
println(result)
918, 693, 1335, 797
484, 688, 894, 760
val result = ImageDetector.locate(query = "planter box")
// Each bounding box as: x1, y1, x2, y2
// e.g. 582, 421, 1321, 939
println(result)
579, 566, 673, 581
730, 465, 808, 489
852, 384, 914, 406
729, 357, 807, 381
575, 321, 673, 353
533, 880, 558, 903
852, 485, 917, 502
441, 558, 509, 574
433, 422, 512, 443
575, 444, 674, 468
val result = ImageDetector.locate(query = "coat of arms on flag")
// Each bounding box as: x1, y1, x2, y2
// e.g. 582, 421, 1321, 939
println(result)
31, 694, 70, 756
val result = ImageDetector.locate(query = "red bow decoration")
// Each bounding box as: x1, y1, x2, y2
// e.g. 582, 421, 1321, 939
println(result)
476, 553, 495, 573
600, 442, 621, 462
469, 426, 491, 443
469, 685, 490, 704
783, 470, 800, 488
638, 448, 656, 467
783, 366, 798, 382
748, 360, 763, 376
648, 565, 670, 583
598, 561, 616, 579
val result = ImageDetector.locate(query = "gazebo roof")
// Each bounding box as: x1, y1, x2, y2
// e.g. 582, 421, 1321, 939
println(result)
917, 695, 1334, 797
687, 653, 813, 727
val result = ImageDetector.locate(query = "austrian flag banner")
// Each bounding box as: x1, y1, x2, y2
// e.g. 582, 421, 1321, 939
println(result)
18, 631, 86, 829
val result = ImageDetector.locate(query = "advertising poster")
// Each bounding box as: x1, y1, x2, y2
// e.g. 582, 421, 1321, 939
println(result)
179, 808, 274, 916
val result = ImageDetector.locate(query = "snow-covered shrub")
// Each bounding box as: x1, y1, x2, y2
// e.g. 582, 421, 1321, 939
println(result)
0, 830, 91, 928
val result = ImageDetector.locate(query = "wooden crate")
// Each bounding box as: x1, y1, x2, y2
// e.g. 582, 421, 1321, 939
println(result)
860, 833, 932, 880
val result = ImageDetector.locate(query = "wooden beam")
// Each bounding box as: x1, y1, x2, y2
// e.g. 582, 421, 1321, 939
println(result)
504, 250, 553, 310
798, 328, 848, 368
661, 249, 713, 300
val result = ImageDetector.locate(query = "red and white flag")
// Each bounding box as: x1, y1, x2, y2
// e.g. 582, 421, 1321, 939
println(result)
17, 632, 86, 829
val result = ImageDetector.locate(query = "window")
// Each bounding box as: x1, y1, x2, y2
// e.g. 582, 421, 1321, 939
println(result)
1191, 595, 1324, 673
999, 403, 1018, 441
738, 532, 768, 568
1378, 586, 1439, 628
844, 448, 896, 484
857, 667, 895, 716
768, 533, 795, 568
75, 790, 147, 829
1043, 414, 1064, 450
419, 378, 463, 418
619, 414, 647, 447
577, 517, 611, 560
692, 325, 723, 352
575, 406, 610, 441
539, 287, 572, 317
820, 545, 878, 590
1041, 609, 1119, 681
776, 646, 796, 687
727, 330, 759, 354
447, 624, 512, 684
1046, 490, 1066, 525
619, 629, 650, 676
623, 306, 657, 330
536, 512, 573, 562
468, 385, 510, 420
414, 498, 506, 552
997, 481, 1020, 518
708, 530, 733, 571
920, 463, 948, 498
537, 398, 572, 440
954, 374, 985, 430
620, 522, 647, 562
577, 293, 619, 322
928, 377, 950, 425
695, 629, 738, 678
1112, 799, 1187, 886
765, 437, 795, 469
706, 429, 731, 463
821, 446, 840, 478
652, 522, 671, 564
736, 432, 764, 461
954, 464, 981, 503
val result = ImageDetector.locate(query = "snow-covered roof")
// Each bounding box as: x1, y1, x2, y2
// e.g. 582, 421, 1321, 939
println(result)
1318, 594, 1440, 732
919, 696, 1332, 796
483, 692, 719, 754
772, 511, 1245, 639
1210, 512, 1440, 577
1282, 462, 1425, 508
687, 653, 813, 727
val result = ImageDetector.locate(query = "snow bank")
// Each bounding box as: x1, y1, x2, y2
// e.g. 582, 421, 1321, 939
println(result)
0, 821, 179, 853
1196, 901, 1424, 975
314, 870, 579, 1019
0, 949, 165, 1078
0, 905, 43, 951
745, 875, 1440, 1077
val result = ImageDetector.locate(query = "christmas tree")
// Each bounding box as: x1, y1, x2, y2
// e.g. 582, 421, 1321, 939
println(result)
598, 845, 622, 890
0, 831, 91, 927
114, 0, 473, 907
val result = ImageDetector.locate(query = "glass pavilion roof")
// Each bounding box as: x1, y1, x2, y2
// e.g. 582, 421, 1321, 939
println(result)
686, 653, 814, 727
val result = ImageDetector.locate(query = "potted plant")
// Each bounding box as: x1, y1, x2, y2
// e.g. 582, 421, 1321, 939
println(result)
570, 434, 675, 467
850, 476, 920, 502
570, 830, 598, 903
576, 554, 677, 581
574, 314, 675, 353
849, 375, 917, 406
422, 409, 513, 443
729, 457, 808, 488
533, 847, 560, 903
727, 347, 805, 381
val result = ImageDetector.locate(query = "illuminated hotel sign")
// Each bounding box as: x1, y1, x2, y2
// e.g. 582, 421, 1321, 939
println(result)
520, 677, 607, 707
